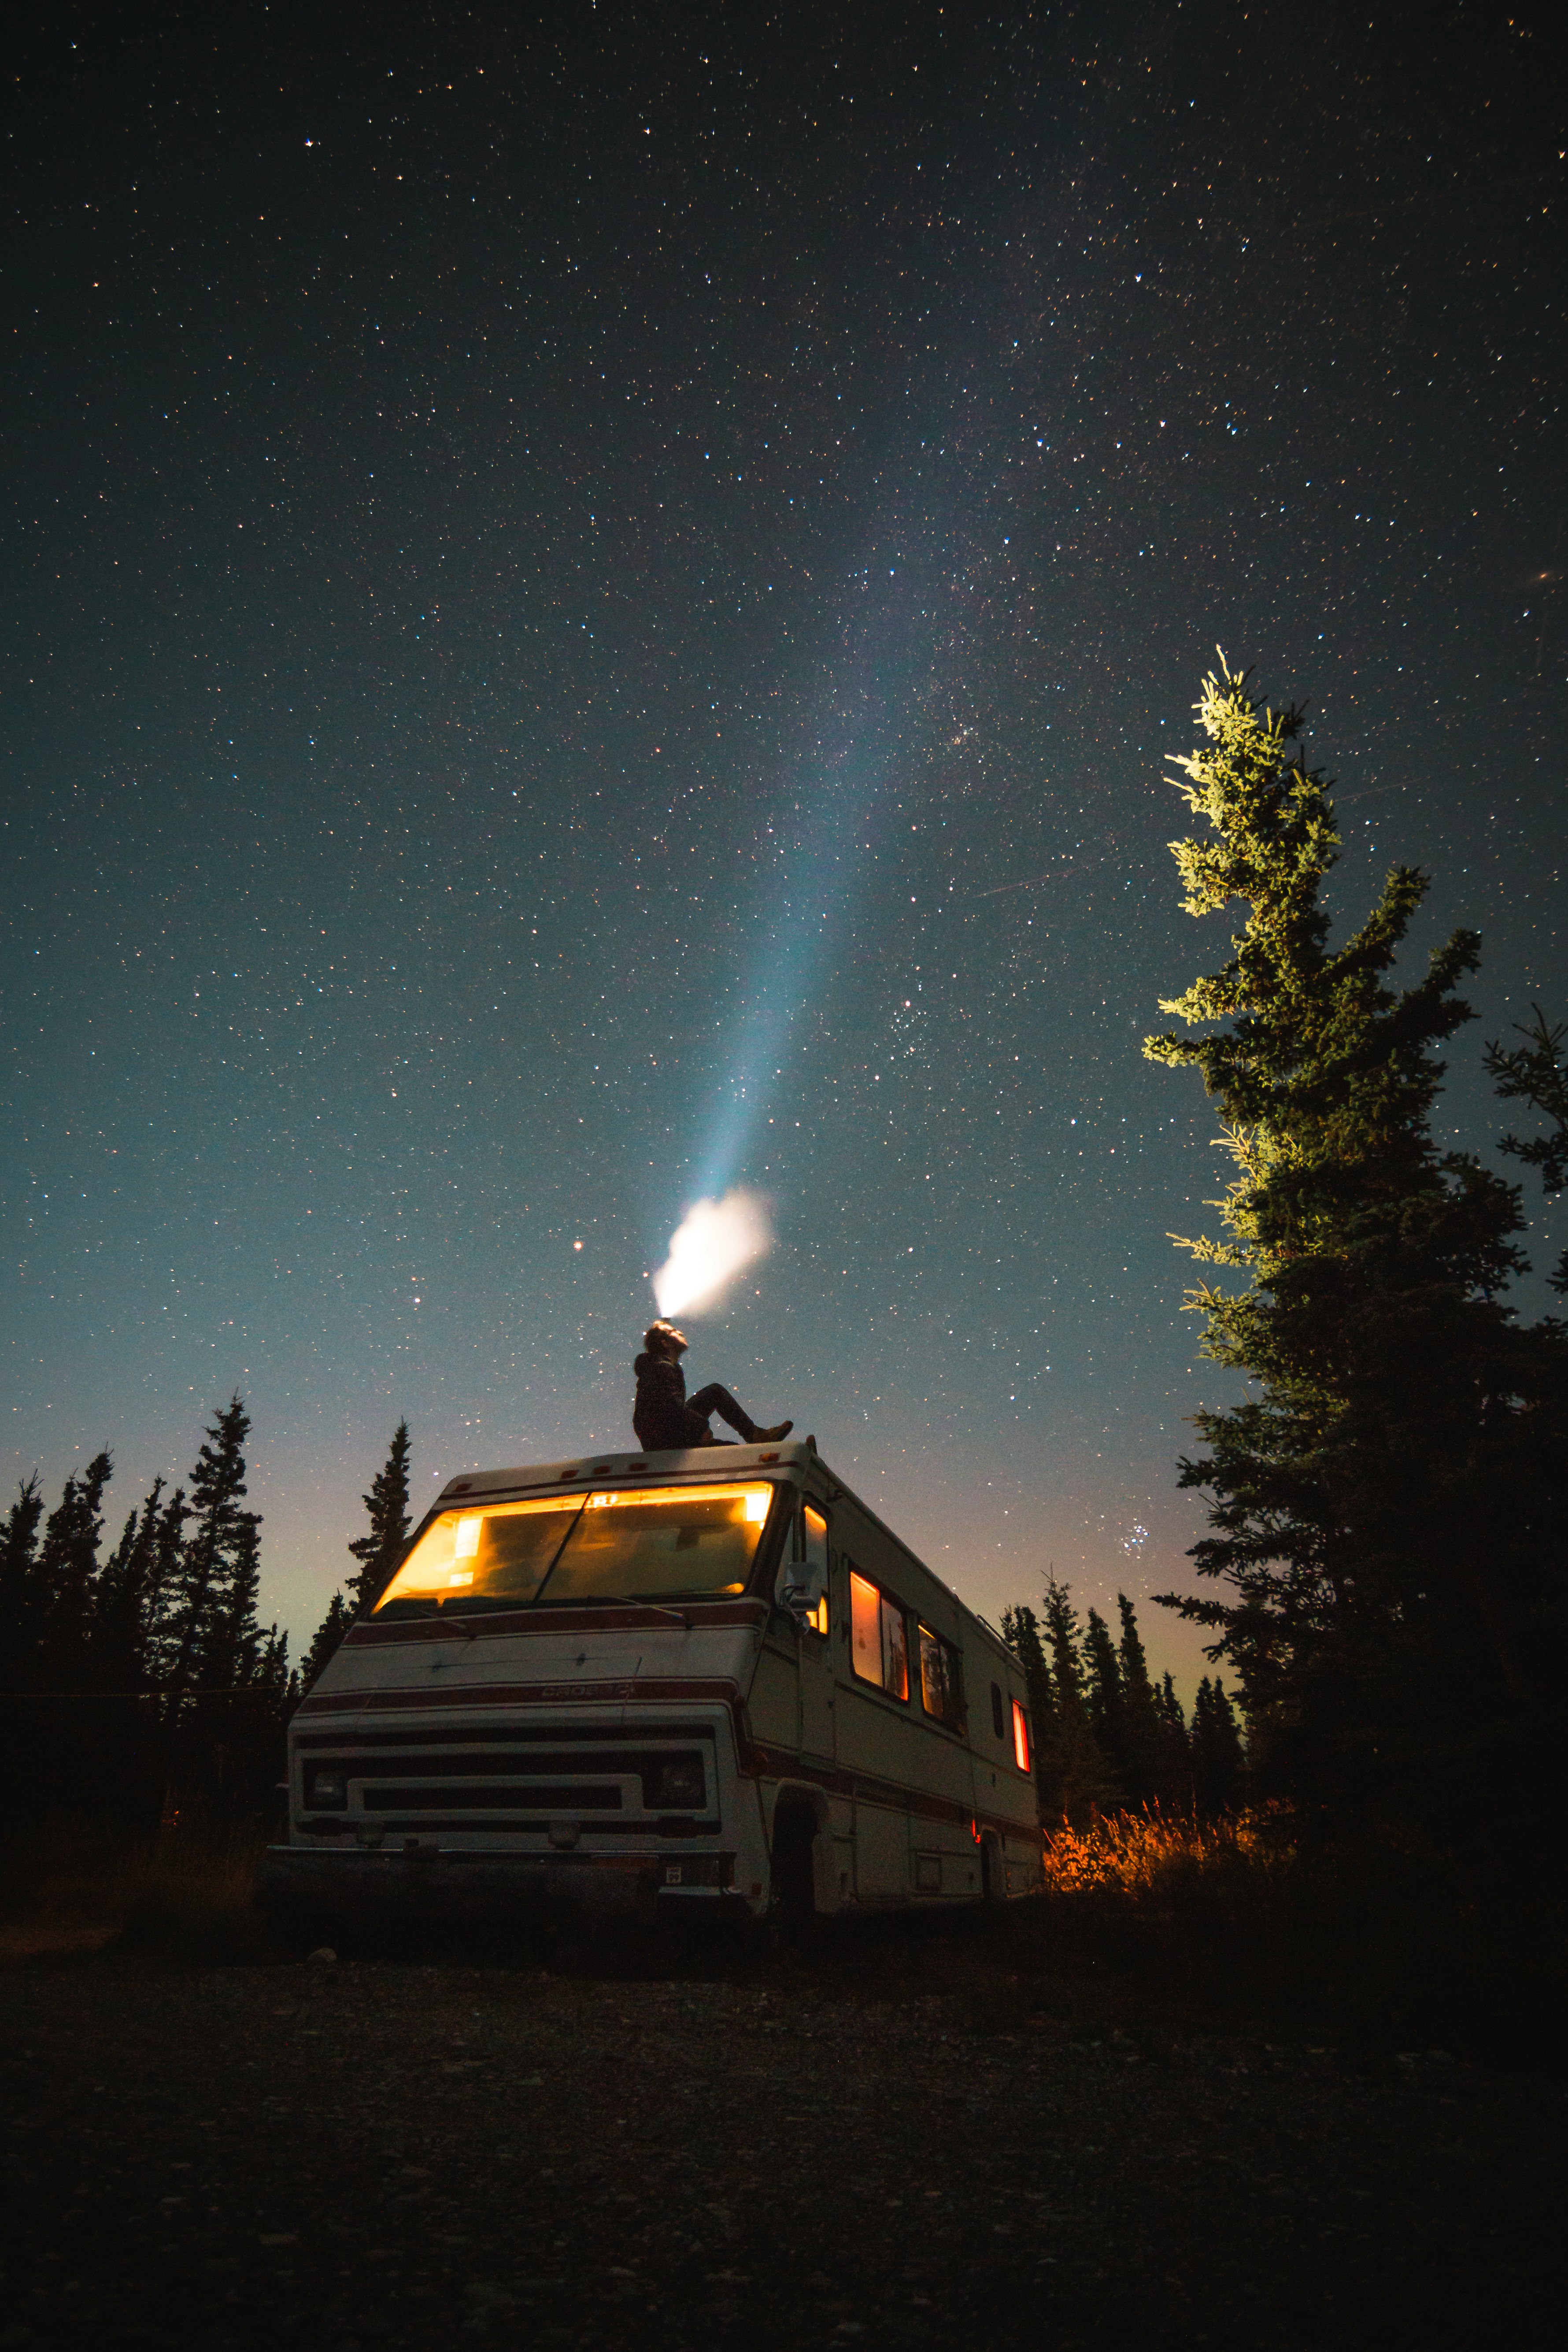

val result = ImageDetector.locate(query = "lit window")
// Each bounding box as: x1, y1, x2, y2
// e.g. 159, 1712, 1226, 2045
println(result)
1012, 1698, 1032, 1773
850, 1568, 909, 1699
918, 1624, 963, 1729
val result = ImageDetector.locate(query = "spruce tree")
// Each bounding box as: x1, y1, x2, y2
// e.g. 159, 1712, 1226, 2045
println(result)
1083, 1608, 1125, 1788
300, 1591, 353, 1693
163, 1396, 262, 1705
1115, 1593, 1172, 1809
92, 1478, 185, 1691
87, 1479, 185, 1833
1143, 656, 1568, 1833
1486, 1006, 1568, 1292
347, 1420, 413, 1615
0, 1475, 45, 1683
33, 1451, 113, 1691
1158, 1673, 1195, 1812
1037, 1578, 1118, 1826
1191, 1678, 1248, 1817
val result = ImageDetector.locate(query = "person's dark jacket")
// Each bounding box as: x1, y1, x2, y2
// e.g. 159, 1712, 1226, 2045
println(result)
632, 1350, 710, 1451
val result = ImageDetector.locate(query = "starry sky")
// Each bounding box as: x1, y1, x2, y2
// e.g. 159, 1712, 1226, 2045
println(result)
4, 1, 1564, 1690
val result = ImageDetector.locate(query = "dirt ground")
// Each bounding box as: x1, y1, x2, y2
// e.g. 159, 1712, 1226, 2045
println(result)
0, 1912, 1561, 2352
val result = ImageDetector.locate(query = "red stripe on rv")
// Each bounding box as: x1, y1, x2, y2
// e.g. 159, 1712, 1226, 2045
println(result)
294, 1676, 745, 1717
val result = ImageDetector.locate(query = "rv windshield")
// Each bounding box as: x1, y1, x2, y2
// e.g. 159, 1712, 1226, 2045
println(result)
537, 1483, 774, 1603
374, 1482, 777, 1616
375, 1496, 585, 1615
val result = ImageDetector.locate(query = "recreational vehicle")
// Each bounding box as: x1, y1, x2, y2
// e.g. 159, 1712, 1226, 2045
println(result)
260, 1441, 1043, 1928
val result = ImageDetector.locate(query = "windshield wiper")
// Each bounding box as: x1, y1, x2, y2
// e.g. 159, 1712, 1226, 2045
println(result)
381, 1602, 477, 1641
583, 1594, 692, 1630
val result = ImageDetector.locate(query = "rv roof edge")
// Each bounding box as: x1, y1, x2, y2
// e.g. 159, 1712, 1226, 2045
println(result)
436, 1440, 820, 1502
426, 1446, 1016, 1665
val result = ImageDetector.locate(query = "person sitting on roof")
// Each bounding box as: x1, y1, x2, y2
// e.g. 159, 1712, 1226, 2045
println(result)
632, 1321, 793, 1454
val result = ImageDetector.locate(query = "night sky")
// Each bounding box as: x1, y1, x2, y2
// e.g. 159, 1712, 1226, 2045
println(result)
4, 2, 1563, 1690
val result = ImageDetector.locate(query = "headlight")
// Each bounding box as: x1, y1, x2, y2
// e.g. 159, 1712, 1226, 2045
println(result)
644, 1758, 706, 1810
305, 1764, 349, 1810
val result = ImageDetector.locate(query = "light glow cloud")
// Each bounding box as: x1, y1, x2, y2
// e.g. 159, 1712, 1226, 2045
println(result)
651, 1190, 773, 1319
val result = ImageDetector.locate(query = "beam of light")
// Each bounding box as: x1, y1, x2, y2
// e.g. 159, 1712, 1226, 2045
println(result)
686, 610, 926, 1208
651, 1188, 773, 1319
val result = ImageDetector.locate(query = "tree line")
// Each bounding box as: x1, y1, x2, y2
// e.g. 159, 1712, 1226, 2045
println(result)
1002, 1581, 1246, 1825
0, 1403, 412, 1858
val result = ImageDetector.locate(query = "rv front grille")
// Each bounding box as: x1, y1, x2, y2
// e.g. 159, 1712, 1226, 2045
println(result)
293, 1731, 714, 1831
363, 1784, 622, 1812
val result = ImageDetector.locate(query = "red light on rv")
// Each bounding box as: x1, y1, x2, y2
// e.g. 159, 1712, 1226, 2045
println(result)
1011, 1699, 1032, 1773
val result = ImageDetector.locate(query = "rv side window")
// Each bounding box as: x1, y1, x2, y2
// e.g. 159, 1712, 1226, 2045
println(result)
849, 1568, 909, 1700
1012, 1698, 1032, 1773
990, 1683, 1006, 1739
917, 1623, 964, 1730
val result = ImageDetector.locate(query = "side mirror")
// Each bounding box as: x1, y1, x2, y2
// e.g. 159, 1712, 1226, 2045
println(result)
776, 1573, 826, 1632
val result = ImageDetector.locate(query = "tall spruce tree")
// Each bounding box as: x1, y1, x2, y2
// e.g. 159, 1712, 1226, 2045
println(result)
1486, 1006, 1568, 1293
1115, 1593, 1176, 1810
1190, 1678, 1248, 1817
33, 1451, 113, 1691
86, 1478, 186, 1832
1144, 657, 1568, 1832
0, 1475, 45, 1683
1083, 1608, 1125, 1793
1157, 1673, 1194, 1811
92, 1479, 175, 1691
1037, 1578, 1117, 1826
163, 1397, 262, 1704
347, 1420, 412, 1615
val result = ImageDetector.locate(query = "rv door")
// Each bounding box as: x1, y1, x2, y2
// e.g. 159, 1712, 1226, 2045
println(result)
796, 1504, 835, 1762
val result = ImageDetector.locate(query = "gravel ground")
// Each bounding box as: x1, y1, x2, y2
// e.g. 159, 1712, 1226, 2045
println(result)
1, 1930, 1561, 2352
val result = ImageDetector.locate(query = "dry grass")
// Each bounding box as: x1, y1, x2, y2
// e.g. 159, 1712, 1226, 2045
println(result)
0, 1823, 273, 1965
1039, 1803, 1290, 1897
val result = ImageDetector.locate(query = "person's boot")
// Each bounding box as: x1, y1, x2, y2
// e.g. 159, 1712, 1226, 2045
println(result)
752, 1420, 793, 1443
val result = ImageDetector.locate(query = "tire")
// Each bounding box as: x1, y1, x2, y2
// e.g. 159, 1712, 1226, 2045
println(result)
770, 1798, 818, 1929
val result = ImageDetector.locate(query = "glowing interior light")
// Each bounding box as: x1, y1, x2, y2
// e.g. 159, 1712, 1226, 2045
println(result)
454, 1516, 482, 1557
445, 1570, 474, 1587
1012, 1698, 1032, 1773
743, 1490, 769, 1524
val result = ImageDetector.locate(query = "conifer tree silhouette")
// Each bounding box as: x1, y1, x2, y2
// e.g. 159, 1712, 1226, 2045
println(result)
1000, 1602, 1057, 1821
300, 1591, 353, 1693
1037, 1578, 1117, 1826
1191, 1678, 1248, 1816
33, 1451, 113, 1691
1145, 656, 1568, 1833
163, 1396, 261, 1707
347, 1420, 413, 1616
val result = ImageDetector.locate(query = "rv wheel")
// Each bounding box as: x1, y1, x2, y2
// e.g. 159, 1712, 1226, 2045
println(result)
769, 1797, 818, 1930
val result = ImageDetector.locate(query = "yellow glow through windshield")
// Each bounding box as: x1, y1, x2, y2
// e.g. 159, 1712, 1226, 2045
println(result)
374, 1482, 778, 1612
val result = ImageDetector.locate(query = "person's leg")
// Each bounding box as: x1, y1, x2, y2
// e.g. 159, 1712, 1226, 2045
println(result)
686, 1383, 760, 1443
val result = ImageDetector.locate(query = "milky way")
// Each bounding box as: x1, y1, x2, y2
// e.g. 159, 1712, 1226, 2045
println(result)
3, 4, 1563, 1684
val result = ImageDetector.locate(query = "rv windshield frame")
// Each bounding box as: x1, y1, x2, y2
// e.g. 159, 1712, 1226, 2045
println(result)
374, 1478, 789, 1617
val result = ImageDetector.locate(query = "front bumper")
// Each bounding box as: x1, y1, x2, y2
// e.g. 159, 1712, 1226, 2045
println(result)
255, 1842, 751, 1927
